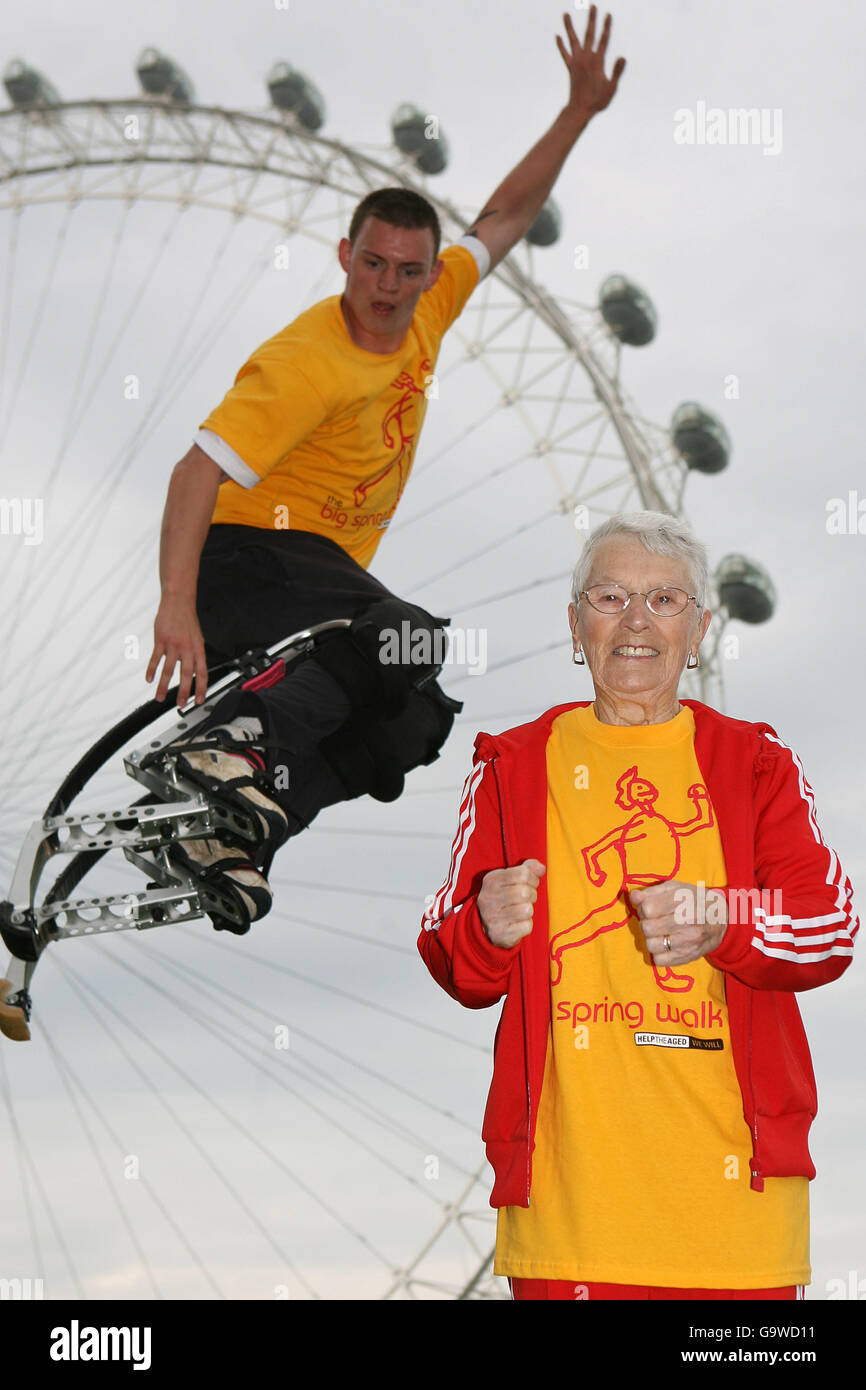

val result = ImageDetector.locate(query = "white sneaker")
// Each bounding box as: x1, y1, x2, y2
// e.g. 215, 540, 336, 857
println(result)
167, 721, 288, 849
168, 838, 273, 934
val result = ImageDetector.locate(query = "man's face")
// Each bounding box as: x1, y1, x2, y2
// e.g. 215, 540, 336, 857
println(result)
338, 216, 443, 352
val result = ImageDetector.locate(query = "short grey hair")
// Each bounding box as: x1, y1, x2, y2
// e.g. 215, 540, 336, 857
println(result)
571, 511, 709, 609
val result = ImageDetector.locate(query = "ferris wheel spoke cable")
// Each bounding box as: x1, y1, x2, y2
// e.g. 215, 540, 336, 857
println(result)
536, 350, 583, 440
142, 940, 478, 1138
0, 203, 188, 661
513, 285, 548, 380
0, 209, 20, 429
4, 527, 155, 680
138, 212, 342, 435
42, 203, 134, 489
0, 538, 156, 768
406, 504, 558, 597
285, 913, 415, 957
1, 202, 187, 639
129, 945, 476, 1186
462, 290, 529, 354
394, 441, 536, 532
63, 205, 234, 511
59, 214, 289, 531
397, 393, 615, 540
565, 410, 616, 494
54, 956, 322, 1300
287, 879, 422, 905
0, 703, 147, 818
409, 396, 506, 481
80, 942, 398, 1271
410, 300, 557, 459
410, 343, 580, 486
119, 209, 245, 417
449, 566, 573, 617
0, 1048, 54, 1289
445, 637, 567, 688
536, 399, 621, 458
0, 220, 267, 730
37, 1018, 173, 1299
109, 941, 457, 1197
0, 583, 151, 769
414, 336, 556, 472
570, 456, 646, 507
0, 631, 158, 794
0, 203, 75, 460
181, 925, 489, 1056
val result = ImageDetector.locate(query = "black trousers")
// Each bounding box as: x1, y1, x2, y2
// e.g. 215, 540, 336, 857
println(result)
194, 525, 446, 846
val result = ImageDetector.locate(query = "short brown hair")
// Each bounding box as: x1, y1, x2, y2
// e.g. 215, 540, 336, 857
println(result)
348, 188, 441, 259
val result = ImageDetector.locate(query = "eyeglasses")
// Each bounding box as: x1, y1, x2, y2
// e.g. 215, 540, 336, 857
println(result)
579, 584, 700, 617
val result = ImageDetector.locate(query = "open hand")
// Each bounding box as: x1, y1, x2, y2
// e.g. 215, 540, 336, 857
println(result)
146, 594, 209, 706
557, 7, 626, 126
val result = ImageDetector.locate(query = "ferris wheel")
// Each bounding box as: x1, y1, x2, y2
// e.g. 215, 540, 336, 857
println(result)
0, 50, 776, 1300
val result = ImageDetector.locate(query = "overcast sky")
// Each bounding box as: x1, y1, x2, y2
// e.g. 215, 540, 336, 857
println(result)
0, 0, 863, 1303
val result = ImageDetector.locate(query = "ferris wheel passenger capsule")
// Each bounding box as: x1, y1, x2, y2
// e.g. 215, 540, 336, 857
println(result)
715, 554, 776, 624
598, 274, 657, 346
390, 104, 450, 174
267, 63, 326, 131
525, 199, 562, 247
136, 48, 195, 104
671, 402, 731, 474
3, 60, 60, 107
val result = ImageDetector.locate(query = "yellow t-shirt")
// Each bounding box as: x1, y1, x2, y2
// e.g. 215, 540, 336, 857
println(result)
200, 244, 480, 569
495, 704, 809, 1288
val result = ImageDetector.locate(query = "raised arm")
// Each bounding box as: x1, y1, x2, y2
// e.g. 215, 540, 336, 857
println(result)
146, 443, 228, 706
465, 7, 625, 271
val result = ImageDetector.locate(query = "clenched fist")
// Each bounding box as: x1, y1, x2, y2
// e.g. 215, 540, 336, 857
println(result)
478, 859, 546, 949
630, 879, 728, 968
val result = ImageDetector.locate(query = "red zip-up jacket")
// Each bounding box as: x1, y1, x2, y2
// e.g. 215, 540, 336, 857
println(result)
418, 700, 858, 1206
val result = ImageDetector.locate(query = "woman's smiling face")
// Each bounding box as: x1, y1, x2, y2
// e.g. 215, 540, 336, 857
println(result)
569, 535, 711, 722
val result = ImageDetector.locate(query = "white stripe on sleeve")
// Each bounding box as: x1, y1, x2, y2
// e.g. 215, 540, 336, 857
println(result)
747, 733, 858, 963
453, 234, 491, 281
423, 762, 486, 932
194, 427, 261, 489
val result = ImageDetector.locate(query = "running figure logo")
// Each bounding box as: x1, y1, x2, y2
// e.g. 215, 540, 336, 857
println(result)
550, 766, 715, 992
353, 363, 430, 510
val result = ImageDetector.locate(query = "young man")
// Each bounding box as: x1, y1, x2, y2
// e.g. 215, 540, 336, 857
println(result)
144, 8, 626, 934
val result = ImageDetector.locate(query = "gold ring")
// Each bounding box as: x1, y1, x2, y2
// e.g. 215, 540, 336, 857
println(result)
663, 934, 672, 952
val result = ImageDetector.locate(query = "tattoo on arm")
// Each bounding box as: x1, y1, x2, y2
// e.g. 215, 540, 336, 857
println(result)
465, 209, 499, 237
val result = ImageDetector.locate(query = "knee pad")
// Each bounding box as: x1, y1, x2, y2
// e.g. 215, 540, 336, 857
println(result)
319, 677, 462, 803
313, 597, 452, 719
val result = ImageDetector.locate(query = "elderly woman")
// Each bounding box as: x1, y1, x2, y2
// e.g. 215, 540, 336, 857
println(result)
418, 511, 857, 1301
